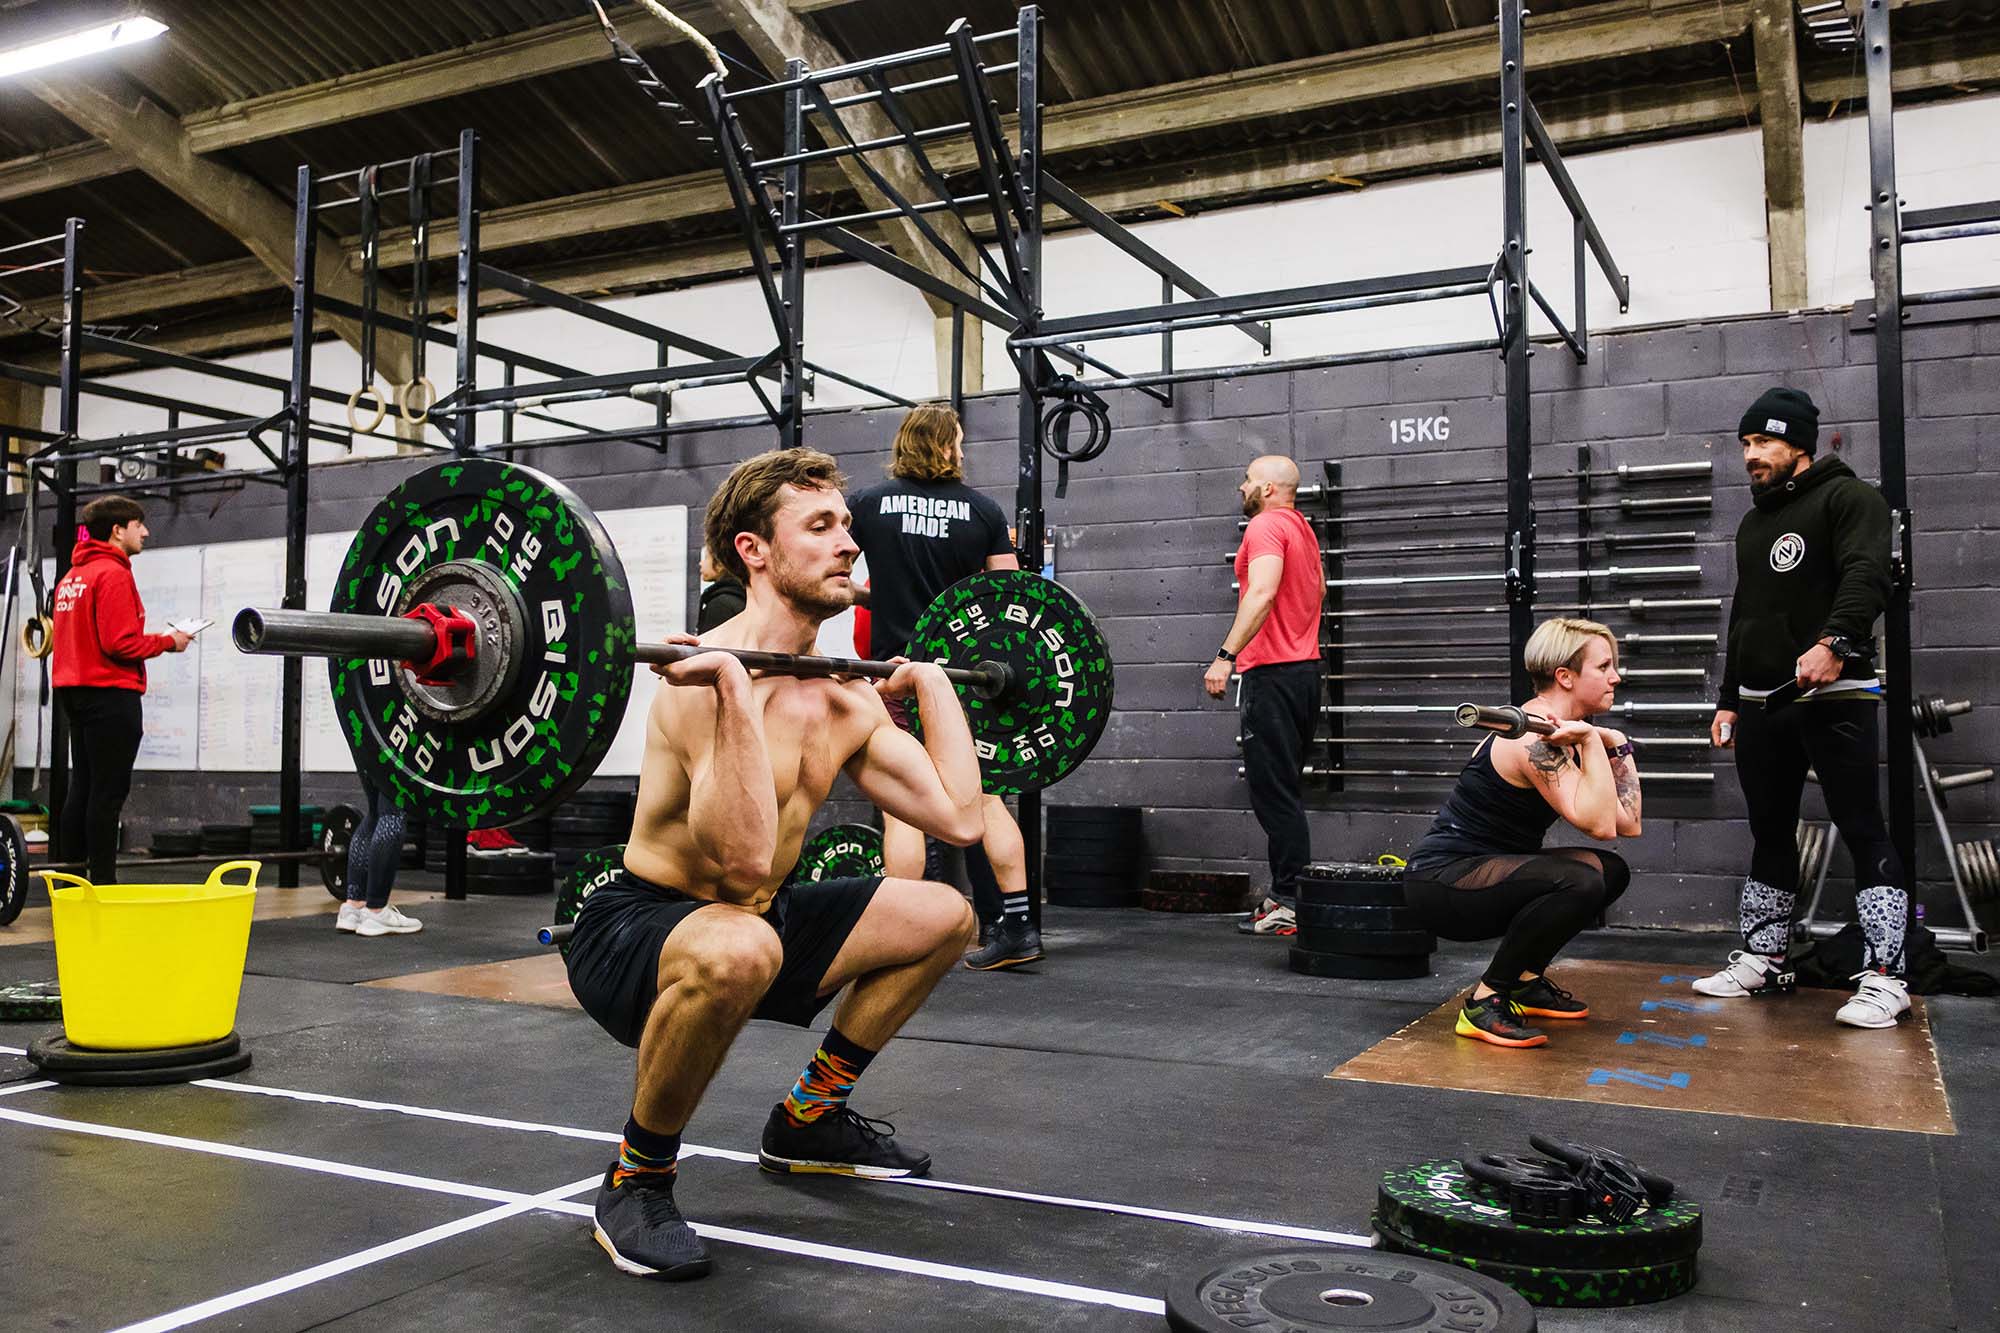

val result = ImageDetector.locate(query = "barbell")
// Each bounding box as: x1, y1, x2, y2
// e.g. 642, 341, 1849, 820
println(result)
231, 458, 1113, 828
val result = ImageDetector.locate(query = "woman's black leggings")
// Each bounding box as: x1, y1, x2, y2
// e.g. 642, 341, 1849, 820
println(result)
1404, 849, 1630, 991
345, 781, 406, 911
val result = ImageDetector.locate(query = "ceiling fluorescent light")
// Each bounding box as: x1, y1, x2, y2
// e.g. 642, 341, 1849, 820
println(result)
0, 15, 168, 81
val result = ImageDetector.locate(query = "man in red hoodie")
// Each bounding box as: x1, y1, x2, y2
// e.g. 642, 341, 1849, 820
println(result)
52, 496, 190, 883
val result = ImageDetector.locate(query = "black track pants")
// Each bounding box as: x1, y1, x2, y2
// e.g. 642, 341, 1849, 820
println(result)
1736, 698, 1902, 895
55, 685, 144, 885
1238, 660, 1320, 904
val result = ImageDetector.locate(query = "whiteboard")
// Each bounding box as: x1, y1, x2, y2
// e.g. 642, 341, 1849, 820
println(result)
132, 545, 204, 770
598, 505, 689, 777
197, 538, 285, 770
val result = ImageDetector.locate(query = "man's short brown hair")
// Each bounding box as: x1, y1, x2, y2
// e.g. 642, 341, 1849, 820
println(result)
888, 404, 963, 482
704, 448, 847, 584
81, 495, 145, 542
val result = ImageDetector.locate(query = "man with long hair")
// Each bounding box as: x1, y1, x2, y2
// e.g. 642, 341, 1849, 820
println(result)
849, 404, 1043, 970
564, 448, 984, 1281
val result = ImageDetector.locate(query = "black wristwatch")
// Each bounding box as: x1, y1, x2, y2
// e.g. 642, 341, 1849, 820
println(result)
1215, 647, 1237, 663
1820, 634, 1865, 661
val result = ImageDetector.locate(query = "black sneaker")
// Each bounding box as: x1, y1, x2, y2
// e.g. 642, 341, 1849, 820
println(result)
591, 1164, 712, 1280
964, 919, 1042, 970
758, 1103, 932, 1178
1508, 975, 1589, 1020
1454, 991, 1549, 1048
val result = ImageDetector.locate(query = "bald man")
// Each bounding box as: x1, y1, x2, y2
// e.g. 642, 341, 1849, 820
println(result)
1207, 456, 1326, 935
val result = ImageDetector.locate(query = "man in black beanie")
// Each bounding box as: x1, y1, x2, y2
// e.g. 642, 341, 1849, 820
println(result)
1695, 386, 1909, 1028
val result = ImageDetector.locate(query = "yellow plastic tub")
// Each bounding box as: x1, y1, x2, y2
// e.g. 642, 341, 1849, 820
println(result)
44, 861, 260, 1050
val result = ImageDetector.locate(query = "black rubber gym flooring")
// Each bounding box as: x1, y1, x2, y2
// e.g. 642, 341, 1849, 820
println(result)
4, 882, 1997, 1332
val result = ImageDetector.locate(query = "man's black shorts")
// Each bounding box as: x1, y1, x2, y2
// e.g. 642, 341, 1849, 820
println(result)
565, 867, 881, 1048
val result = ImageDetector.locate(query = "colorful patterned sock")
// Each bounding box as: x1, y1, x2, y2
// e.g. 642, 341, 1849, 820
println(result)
782, 1025, 878, 1127
611, 1115, 680, 1187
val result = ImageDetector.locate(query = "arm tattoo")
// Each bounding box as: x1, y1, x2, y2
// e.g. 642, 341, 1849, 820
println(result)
1612, 756, 1641, 819
1527, 740, 1569, 777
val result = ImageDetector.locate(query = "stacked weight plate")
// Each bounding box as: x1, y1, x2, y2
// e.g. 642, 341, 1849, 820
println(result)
1142, 869, 1250, 913
149, 829, 203, 858
464, 850, 557, 896
1043, 805, 1142, 908
1289, 861, 1433, 979
199, 823, 254, 856
1374, 1159, 1701, 1308
248, 804, 323, 852
549, 789, 637, 880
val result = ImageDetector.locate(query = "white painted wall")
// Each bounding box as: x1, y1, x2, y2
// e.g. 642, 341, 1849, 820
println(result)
48, 93, 2000, 464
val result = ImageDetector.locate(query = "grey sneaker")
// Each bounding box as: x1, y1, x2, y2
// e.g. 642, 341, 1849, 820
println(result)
591, 1165, 711, 1280
1236, 897, 1296, 936
964, 920, 1042, 970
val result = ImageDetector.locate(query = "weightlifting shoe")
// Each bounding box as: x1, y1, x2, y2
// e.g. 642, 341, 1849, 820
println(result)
335, 901, 363, 933
591, 1164, 711, 1280
1508, 974, 1589, 1020
964, 919, 1042, 970
1454, 991, 1548, 1048
1236, 897, 1296, 936
758, 1104, 931, 1178
1690, 950, 1795, 998
355, 905, 423, 936
1835, 971, 1911, 1028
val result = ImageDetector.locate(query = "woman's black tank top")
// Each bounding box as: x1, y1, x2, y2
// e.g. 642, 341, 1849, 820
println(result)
1408, 736, 1559, 875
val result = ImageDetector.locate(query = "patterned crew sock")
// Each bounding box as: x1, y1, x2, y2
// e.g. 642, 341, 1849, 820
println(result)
1855, 884, 1910, 974
1000, 890, 1031, 927
782, 1026, 878, 1127
611, 1115, 681, 1187
1739, 878, 1795, 957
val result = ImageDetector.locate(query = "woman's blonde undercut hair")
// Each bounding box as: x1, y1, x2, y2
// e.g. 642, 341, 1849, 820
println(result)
1523, 616, 1618, 691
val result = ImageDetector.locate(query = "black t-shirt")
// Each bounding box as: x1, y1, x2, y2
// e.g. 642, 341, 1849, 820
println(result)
848, 476, 1013, 656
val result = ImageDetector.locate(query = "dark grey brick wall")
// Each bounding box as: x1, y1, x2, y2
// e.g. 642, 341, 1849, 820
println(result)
68, 307, 1997, 931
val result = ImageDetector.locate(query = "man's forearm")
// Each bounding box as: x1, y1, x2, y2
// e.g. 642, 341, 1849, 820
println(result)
691, 681, 778, 888
912, 670, 984, 817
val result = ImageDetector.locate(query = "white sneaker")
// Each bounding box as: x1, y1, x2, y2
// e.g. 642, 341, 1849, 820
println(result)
355, 905, 424, 937
335, 901, 363, 933
1690, 950, 1796, 997
1836, 972, 1910, 1028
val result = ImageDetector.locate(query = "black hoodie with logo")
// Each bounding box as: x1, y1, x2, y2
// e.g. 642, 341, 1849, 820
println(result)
1717, 455, 1892, 709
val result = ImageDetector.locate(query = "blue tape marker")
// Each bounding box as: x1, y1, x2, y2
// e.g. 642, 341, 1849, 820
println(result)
1586, 1067, 1691, 1091
1640, 998, 1722, 1014
1615, 1031, 1708, 1049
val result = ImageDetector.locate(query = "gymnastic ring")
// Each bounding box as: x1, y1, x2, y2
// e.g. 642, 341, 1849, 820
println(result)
397, 376, 437, 426
20, 615, 52, 660
346, 383, 388, 436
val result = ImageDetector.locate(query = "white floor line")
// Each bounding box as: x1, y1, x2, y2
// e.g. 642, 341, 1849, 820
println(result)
1, 1042, 25, 1055
7, 1102, 1164, 1320
0, 1105, 528, 1206
105, 1175, 603, 1333
188, 1076, 1369, 1245
0, 1079, 56, 1097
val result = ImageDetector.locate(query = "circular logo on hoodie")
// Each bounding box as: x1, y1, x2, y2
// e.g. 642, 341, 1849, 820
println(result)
1769, 532, 1805, 572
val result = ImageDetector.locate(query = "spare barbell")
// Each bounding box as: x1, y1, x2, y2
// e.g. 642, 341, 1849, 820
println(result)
231, 458, 1112, 828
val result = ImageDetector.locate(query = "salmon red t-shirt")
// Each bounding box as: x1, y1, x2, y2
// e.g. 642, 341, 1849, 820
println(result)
1231, 507, 1323, 670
